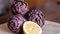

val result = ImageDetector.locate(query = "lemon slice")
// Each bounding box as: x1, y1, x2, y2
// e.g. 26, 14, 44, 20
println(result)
23, 21, 42, 34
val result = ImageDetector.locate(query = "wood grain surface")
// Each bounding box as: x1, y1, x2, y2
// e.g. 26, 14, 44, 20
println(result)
0, 21, 60, 34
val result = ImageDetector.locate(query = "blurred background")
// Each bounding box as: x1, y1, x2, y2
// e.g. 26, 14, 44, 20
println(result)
25, 0, 60, 23
0, 0, 60, 23
20, 0, 60, 23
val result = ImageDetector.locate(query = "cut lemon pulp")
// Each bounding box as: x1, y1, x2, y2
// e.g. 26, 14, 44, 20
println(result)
23, 21, 42, 34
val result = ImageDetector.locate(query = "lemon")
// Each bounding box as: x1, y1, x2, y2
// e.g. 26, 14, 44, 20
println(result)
23, 21, 42, 34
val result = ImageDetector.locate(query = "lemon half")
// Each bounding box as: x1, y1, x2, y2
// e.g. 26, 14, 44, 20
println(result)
23, 21, 42, 34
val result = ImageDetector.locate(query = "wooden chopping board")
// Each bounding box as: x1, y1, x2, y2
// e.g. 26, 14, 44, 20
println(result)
0, 21, 60, 34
